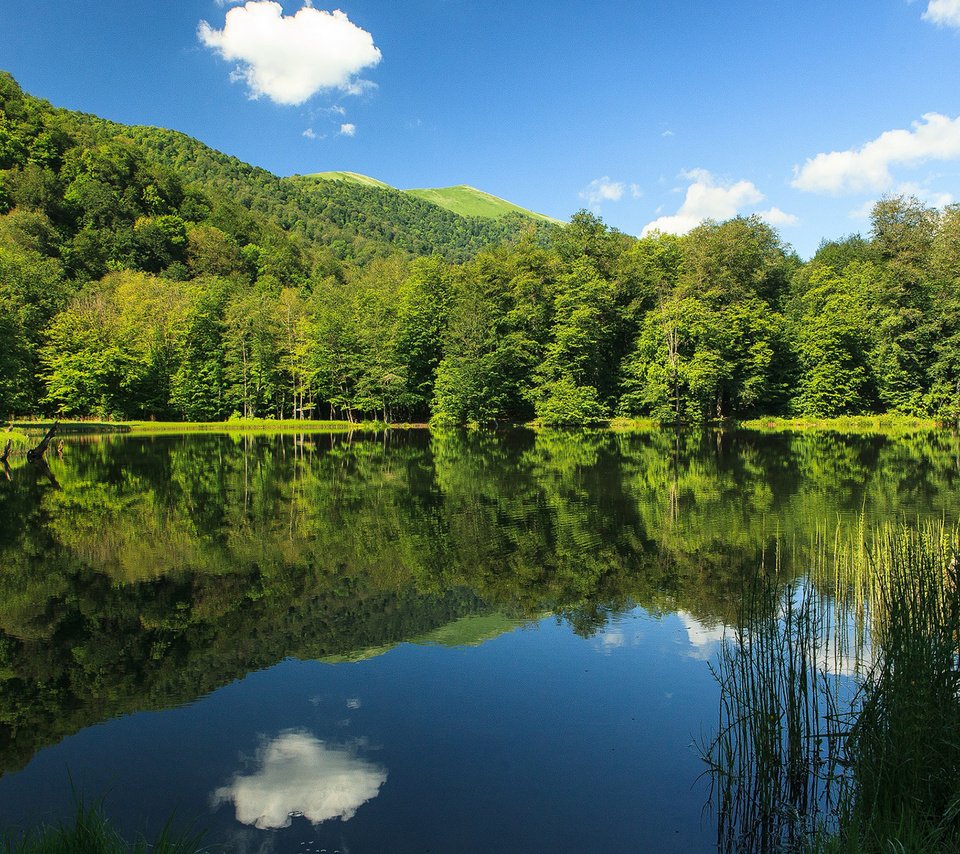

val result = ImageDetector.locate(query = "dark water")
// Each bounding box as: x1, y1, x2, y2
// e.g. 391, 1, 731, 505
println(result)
0, 428, 957, 852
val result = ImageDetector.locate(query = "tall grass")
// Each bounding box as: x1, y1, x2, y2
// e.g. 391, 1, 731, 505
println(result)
830, 524, 960, 852
1, 797, 207, 854
703, 562, 849, 853
704, 521, 960, 853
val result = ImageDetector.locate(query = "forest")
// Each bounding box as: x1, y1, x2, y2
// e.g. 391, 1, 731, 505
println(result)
2, 71, 959, 425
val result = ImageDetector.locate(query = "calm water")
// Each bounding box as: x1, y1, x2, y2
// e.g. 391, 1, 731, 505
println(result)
0, 428, 957, 852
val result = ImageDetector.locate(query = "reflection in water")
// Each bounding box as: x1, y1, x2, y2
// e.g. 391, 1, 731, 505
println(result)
0, 427, 958, 849
0, 427, 958, 776
677, 611, 726, 661
213, 730, 387, 830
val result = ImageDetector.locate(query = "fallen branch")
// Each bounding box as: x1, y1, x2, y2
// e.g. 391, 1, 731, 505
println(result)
26, 421, 58, 463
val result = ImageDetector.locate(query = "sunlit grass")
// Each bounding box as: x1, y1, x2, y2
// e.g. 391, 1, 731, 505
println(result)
8, 418, 425, 436
737, 415, 943, 435
1, 427, 28, 447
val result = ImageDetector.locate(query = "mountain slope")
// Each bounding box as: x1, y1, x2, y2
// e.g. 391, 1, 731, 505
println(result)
307, 171, 559, 223
308, 170, 392, 189
0, 71, 560, 280
406, 185, 559, 223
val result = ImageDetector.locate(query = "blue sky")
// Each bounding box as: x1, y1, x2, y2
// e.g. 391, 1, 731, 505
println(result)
3, 0, 960, 257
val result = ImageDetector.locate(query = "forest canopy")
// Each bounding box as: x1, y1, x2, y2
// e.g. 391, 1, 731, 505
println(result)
2, 72, 959, 424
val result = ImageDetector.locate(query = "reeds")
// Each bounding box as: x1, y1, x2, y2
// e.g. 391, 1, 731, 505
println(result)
832, 523, 960, 852
704, 521, 960, 853
703, 563, 849, 853
1, 797, 207, 854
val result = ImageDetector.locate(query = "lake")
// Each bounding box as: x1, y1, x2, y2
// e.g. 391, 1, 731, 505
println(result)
0, 427, 957, 852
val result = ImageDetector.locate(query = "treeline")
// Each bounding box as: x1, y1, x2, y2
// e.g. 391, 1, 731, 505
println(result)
2, 72, 959, 423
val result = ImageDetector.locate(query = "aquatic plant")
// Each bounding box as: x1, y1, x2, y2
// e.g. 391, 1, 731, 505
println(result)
1, 797, 206, 854
704, 521, 960, 853
703, 565, 849, 853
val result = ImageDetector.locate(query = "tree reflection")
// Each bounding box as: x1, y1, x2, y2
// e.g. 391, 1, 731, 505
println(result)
0, 427, 956, 775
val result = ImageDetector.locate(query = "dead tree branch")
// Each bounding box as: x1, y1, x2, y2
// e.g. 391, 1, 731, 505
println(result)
26, 421, 59, 464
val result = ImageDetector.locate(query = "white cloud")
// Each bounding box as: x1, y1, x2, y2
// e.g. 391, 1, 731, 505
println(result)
302, 128, 317, 139
677, 611, 726, 661
339, 122, 357, 137
661, 130, 675, 138
579, 177, 626, 208
199, 2, 382, 106
792, 113, 960, 194
896, 181, 954, 208
923, 0, 960, 27
600, 629, 626, 649
212, 731, 387, 830
758, 206, 799, 227
641, 168, 764, 236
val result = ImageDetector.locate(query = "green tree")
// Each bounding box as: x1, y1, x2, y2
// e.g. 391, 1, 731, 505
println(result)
394, 257, 451, 417
791, 265, 875, 417
0, 243, 66, 414
169, 279, 232, 420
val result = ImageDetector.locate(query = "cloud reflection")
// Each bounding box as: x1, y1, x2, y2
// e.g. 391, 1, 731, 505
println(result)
213, 730, 387, 830
677, 611, 726, 660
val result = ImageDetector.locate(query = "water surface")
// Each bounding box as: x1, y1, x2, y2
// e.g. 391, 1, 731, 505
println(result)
0, 428, 957, 852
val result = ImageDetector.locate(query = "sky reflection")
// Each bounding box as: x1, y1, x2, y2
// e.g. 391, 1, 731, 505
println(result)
213, 730, 387, 830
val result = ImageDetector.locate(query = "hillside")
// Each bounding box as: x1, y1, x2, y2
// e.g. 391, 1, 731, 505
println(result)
0, 71, 558, 269
284, 172, 553, 263
125, 131, 558, 265
406, 185, 559, 223
0, 72, 558, 280
308, 171, 559, 224
308, 170, 392, 189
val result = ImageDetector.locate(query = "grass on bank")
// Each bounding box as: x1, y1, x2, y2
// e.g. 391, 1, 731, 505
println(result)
1, 798, 205, 854
8, 418, 414, 436
4, 415, 953, 437
705, 521, 960, 853
737, 414, 944, 435
1, 426, 28, 447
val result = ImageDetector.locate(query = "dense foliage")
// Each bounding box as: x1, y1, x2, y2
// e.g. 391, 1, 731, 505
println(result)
2, 72, 959, 424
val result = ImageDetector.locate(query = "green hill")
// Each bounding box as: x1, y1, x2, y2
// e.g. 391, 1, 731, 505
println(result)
308, 170, 392, 189
320, 612, 525, 664
306, 171, 558, 224
0, 68, 558, 269
406, 184, 559, 223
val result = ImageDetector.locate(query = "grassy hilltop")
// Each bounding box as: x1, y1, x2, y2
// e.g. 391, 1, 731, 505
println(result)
309, 171, 559, 223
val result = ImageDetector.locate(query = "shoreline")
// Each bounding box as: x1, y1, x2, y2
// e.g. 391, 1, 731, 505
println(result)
6, 414, 950, 437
